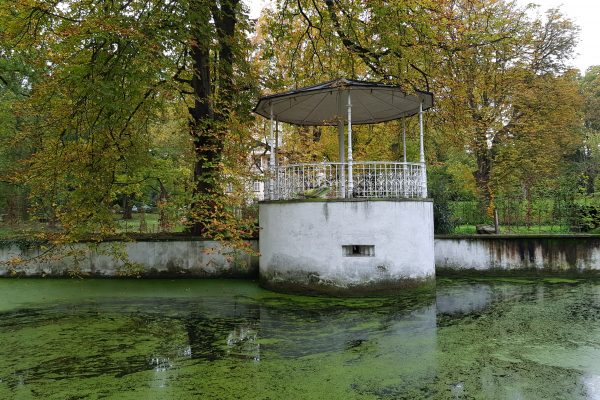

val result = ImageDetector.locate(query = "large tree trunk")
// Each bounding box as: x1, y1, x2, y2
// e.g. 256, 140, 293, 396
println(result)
188, 38, 217, 235
468, 83, 495, 217
525, 183, 533, 228
187, 0, 238, 236
473, 136, 493, 215
586, 168, 596, 195
122, 194, 133, 220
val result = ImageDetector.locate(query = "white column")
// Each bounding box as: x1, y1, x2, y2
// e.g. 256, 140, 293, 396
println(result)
347, 91, 353, 198
402, 116, 407, 197
269, 103, 275, 200
419, 101, 427, 198
337, 91, 345, 198
402, 117, 407, 163
338, 120, 346, 198
275, 118, 279, 168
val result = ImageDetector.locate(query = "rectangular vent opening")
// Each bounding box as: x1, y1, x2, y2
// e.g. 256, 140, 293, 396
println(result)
343, 245, 375, 257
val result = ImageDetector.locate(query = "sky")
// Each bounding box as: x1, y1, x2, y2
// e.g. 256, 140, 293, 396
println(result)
244, 0, 599, 74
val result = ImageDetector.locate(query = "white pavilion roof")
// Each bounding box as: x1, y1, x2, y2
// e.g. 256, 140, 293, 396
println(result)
253, 78, 433, 126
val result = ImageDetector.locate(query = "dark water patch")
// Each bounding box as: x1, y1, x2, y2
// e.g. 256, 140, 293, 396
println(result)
345, 339, 366, 350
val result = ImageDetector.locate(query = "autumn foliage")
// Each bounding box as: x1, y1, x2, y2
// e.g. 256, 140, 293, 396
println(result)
0, 0, 597, 242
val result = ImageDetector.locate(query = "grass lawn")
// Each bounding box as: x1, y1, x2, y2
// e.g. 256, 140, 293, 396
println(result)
451, 224, 600, 235
0, 213, 185, 239
2, 216, 598, 239
114, 212, 185, 233
0, 220, 51, 239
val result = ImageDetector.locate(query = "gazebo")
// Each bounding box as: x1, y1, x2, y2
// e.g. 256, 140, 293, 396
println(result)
254, 78, 435, 294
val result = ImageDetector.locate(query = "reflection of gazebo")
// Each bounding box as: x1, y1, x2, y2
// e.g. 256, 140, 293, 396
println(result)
254, 78, 433, 200
254, 79, 435, 295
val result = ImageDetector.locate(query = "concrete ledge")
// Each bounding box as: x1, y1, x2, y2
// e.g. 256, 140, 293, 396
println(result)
435, 235, 600, 273
0, 239, 258, 278
436, 234, 600, 240
260, 198, 433, 204
6, 234, 600, 281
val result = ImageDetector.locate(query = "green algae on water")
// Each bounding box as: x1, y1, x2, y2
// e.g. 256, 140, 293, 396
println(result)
1, 278, 600, 399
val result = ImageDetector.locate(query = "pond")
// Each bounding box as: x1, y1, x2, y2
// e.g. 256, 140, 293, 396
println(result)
1, 278, 599, 399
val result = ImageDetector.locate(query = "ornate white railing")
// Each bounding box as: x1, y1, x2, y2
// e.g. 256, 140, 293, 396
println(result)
268, 162, 426, 200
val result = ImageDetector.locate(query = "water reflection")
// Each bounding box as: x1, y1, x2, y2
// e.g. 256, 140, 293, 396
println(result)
436, 284, 492, 315
149, 356, 172, 372
2, 280, 600, 399
583, 375, 600, 400
226, 326, 260, 362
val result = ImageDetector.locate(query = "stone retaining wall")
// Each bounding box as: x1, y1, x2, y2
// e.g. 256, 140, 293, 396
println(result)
435, 235, 600, 274
0, 238, 258, 278
3, 235, 600, 278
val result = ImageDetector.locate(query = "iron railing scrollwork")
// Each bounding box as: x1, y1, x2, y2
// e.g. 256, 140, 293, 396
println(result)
268, 162, 425, 200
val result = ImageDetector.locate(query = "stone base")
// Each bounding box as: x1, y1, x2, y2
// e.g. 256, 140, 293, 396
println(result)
259, 199, 435, 295
259, 273, 435, 296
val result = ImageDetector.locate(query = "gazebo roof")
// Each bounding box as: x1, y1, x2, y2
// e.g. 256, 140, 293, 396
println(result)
253, 78, 433, 126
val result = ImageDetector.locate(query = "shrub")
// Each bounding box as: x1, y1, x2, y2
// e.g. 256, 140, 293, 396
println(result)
428, 167, 457, 234
568, 204, 600, 232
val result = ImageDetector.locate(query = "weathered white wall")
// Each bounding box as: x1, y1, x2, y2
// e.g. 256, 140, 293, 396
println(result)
435, 236, 600, 272
259, 200, 435, 293
0, 240, 258, 277
5, 233, 599, 280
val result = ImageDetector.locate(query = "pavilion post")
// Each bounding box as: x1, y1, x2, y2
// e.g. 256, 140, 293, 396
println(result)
337, 91, 346, 198
275, 119, 279, 168
402, 117, 407, 163
347, 91, 353, 198
269, 103, 275, 200
337, 120, 346, 198
402, 116, 407, 196
419, 100, 427, 198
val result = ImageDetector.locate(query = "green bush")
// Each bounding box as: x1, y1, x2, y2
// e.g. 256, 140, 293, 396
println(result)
428, 168, 457, 234
569, 204, 600, 232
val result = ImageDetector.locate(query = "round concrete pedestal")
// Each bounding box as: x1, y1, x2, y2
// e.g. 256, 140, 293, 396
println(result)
258, 199, 435, 295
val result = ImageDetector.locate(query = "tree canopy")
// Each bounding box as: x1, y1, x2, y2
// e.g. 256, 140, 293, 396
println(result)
0, 0, 594, 240
0, 0, 259, 242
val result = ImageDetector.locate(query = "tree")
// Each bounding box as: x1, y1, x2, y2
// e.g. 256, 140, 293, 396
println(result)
185, 0, 258, 236
432, 4, 579, 213
0, 85, 28, 224
580, 66, 600, 194
0, 0, 258, 240
0, 33, 37, 225
491, 71, 583, 225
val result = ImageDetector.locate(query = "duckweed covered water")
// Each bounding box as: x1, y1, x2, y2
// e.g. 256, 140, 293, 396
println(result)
1, 278, 600, 399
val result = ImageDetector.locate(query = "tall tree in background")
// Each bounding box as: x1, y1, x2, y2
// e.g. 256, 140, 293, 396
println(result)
580, 66, 600, 194
256, 0, 437, 89
435, 4, 579, 212
0, 62, 32, 224
491, 71, 582, 224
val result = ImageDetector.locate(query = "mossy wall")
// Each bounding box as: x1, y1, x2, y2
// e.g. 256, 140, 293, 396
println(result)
0, 239, 258, 278
435, 235, 600, 275
3, 235, 600, 278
